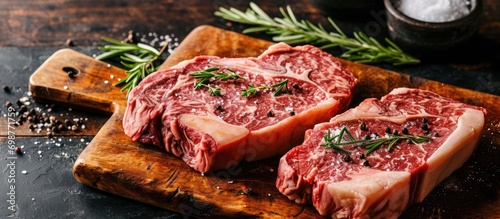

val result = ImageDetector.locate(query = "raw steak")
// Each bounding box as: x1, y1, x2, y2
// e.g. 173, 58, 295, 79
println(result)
276, 88, 486, 218
123, 43, 357, 173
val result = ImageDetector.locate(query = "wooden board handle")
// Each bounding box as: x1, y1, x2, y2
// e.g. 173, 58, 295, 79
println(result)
29, 49, 128, 114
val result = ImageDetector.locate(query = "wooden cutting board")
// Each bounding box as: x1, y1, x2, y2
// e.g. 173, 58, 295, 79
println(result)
29, 25, 500, 218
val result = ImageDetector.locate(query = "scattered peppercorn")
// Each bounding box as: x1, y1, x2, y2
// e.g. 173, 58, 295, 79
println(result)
58, 124, 66, 131
289, 111, 295, 116
362, 160, 370, 166
3, 85, 10, 93
422, 117, 428, 123
292, 83, 302, 92
392, 129, 399, 135
363, 135, 371, 140
19, 105, 28, 114
402, 127, 409, 135
6, 101, 13, 108
29, 108, 36, 116
65, 119, 73, 126
18, 114, 27, 122
343, 155, 352, 162
267, 111, 274, 117
15, 146, 22, 155
421, 123, 429, 131
385, 127, 391, 134
434, 132, 440, 137
215, 105, 224, 112
358, 122, 368, 131
359, 154, 366, 159
65, 38, 74, 47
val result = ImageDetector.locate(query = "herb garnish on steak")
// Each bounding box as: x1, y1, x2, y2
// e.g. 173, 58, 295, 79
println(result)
123, 42, 357, 173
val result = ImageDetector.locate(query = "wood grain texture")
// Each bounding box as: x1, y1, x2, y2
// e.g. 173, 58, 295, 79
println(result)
29, 25, 500, 218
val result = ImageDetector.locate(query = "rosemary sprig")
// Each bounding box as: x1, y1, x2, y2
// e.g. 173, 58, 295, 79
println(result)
321, 126, 432, 156
95, 37, 168, 96
241, 79, 289, 97
321, 128, 352, 154
215, 2, 420, 65
189, 67, 244, 95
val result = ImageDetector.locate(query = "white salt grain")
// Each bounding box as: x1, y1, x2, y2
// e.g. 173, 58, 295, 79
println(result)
398, 0, 474, 22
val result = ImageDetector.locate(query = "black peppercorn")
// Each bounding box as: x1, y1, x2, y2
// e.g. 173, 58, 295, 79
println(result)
422, 118, 428, 123
359, 154, 365, 159
292, 83, 302, 91
18, 114, 27, 122
362, 160, 370, 166
3, 85, 10, 93
19, 105, 28, 114
29, 108, 36, 116
434, 132, 440, 137
64, 119, 72, 126
267, 111, 274, 117
15, 146, 22, 155
358, 122, 368, 131
385, 127, 391, 134
5, 101, 13, 108
421, 123, 429, 131
402, 127, 409, 135
58, 124, 66, 131
216, 105, 224, 112
290, 111, 295, 116
392, 129, 399, 135
343, 155, 352, 162
363, 135, 371, 140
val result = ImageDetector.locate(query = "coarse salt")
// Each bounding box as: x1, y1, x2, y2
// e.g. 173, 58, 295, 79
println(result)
398, 0, 474, 22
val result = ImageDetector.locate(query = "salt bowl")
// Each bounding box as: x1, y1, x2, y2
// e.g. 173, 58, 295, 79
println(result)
384, 0, 483, 54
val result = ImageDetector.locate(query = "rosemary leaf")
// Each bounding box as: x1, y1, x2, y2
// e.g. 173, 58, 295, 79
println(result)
215, 2, 420, 65
320, 126, 432, 156
95, 36, 169, 97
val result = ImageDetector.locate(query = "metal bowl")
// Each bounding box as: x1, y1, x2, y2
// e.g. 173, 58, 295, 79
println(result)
384, 0, 483, 54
